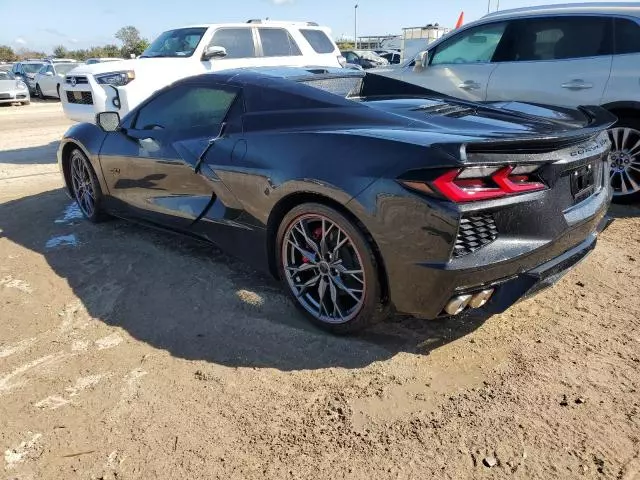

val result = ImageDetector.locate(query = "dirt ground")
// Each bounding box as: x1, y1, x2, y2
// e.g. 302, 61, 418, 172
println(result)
0, 101, 639, 480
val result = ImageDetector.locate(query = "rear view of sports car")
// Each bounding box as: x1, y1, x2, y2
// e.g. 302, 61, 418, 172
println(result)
57, 67, 613, 333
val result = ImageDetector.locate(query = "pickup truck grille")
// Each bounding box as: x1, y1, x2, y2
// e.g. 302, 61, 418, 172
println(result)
454, 213, 498, 257
66, 91, 93, 105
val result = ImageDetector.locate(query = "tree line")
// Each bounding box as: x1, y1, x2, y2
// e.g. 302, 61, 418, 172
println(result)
0, 26, 150, 62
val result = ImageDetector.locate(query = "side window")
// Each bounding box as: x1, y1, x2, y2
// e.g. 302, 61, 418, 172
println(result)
209, 28, 256, 59
344, 52, 358, 63
258, 28, 302, 56
38, 65, 47, 74
134, 85, 237, 132
500, 17, 612, 62
46, 66, 54, 74
615, 18, 640, 54
299, 29, 336, 53
431, 22, 507, 65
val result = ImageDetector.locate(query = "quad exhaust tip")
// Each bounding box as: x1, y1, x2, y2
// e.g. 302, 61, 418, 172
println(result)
444, 288, 495, 316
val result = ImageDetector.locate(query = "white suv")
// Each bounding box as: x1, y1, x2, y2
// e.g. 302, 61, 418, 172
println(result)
375, 3, 640, 202
61, 20, 344, 124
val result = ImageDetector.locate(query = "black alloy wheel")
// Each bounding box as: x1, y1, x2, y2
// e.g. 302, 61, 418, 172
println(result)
69, 149, 105, 223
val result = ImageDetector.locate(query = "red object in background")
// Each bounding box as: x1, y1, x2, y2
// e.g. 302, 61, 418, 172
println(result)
455, 12, 464, 29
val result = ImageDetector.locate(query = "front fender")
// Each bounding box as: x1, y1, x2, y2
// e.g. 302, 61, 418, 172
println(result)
57, 123, 108, 197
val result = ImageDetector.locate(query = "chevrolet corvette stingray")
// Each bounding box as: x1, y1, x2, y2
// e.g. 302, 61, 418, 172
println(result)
57, 67, 614, 333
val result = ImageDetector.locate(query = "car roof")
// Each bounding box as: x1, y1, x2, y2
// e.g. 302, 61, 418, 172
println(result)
483, 1, 640, 19
19, 60, 46, 64
169, 21, 328, 30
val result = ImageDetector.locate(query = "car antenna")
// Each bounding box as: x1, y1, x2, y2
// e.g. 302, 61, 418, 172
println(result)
195, 122, 227, 174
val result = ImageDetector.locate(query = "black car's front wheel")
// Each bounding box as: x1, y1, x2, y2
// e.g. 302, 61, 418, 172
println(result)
277, 203, 386, 333
69, 148, 105, 223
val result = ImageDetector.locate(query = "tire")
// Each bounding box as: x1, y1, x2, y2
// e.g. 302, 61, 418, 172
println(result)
22, 101, 30, 106
608, 116, 640, 204
69, 148, 107, 223
36, 84, 44, 99
56, 84, 60, 100
276, 203, 387, 334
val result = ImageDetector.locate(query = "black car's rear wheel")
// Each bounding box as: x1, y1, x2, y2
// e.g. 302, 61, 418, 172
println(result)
69, 149, 105, 223
277, 203, 386, 333
608, 118, 640, 203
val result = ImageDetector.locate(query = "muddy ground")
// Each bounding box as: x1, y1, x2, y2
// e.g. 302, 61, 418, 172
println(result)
0, 101, 639, 480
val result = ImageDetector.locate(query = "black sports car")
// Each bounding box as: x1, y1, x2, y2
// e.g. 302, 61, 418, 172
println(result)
57, 67, 614, 333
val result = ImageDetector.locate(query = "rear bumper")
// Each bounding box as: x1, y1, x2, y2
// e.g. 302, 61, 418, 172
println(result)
385, 183, 611, 319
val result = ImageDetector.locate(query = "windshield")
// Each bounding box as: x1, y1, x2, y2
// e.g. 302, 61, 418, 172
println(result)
23, 63, 45, 73
357, 51, 384, 61
0, 71, 15, 80
141, 27, 208, 58
55, 64, 78, 75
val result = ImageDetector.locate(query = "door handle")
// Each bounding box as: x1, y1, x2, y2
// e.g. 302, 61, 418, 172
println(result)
561, 79, 593, 90
458, 80, 481, 90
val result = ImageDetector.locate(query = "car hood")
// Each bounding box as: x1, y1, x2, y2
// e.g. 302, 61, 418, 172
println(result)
0, 79, 19, 91
67, 57, 193, 76
359, 97, 613, 140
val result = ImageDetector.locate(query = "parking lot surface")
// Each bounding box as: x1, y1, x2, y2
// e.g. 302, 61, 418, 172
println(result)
1, 102, 639, 479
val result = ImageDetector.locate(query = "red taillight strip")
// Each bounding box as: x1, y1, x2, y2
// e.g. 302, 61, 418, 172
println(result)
432, 169, 506, 202
492, 166, 545, 193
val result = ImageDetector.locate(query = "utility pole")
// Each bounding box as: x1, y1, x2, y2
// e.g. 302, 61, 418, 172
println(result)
354, 4, 358, 49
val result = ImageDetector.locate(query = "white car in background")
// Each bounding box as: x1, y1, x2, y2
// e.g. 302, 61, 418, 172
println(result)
61, 20, 345, 124
33, 62, 80, 99
0, 70, 30, 105
375, 2, 640, 202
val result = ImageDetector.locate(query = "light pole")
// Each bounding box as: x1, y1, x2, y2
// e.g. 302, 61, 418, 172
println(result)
354, 4, 358, 49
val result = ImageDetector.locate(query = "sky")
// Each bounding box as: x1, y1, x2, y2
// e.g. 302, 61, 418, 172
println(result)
0, 0, 616, 53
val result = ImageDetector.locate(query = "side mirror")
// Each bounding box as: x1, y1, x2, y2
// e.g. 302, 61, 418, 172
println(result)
413, 51, 429, 73
45, 71, 54, 76
96, 111, 120, 132
202, 45, 228, 61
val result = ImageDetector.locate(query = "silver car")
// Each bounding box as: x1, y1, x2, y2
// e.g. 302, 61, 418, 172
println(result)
0, 71, 30, 105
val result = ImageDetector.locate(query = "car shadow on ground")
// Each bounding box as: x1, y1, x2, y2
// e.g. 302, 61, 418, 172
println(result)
0, 140, 59, 164
608, 202, 640, 219
0, 188, 495, 371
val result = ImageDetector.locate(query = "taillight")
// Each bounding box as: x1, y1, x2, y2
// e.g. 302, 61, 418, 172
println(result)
400, 165, 546, 203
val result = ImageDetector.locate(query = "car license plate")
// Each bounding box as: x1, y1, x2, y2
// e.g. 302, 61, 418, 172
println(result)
570, 161, 596, 202
73, 91, 83, 101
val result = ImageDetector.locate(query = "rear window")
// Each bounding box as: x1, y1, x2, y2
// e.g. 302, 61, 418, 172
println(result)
300, 77, 363, 97
300, 29, 336, 54
258, 28, 302, 57
615, 18, 640, 54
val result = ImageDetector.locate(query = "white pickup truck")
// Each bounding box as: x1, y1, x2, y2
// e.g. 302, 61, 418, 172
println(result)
61, 20, 345, 123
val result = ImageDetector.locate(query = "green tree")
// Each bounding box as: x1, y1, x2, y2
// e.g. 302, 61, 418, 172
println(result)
0, 45, 17, 62
115, 26, 148, 57
336, 41, 354, 50
53, 45, 68, 58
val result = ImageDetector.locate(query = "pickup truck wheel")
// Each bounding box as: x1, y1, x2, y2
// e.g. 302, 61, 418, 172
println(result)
608, 118, 640, 204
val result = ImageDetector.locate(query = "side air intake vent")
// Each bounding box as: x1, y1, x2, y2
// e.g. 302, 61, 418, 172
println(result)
453, 213, 498, 257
